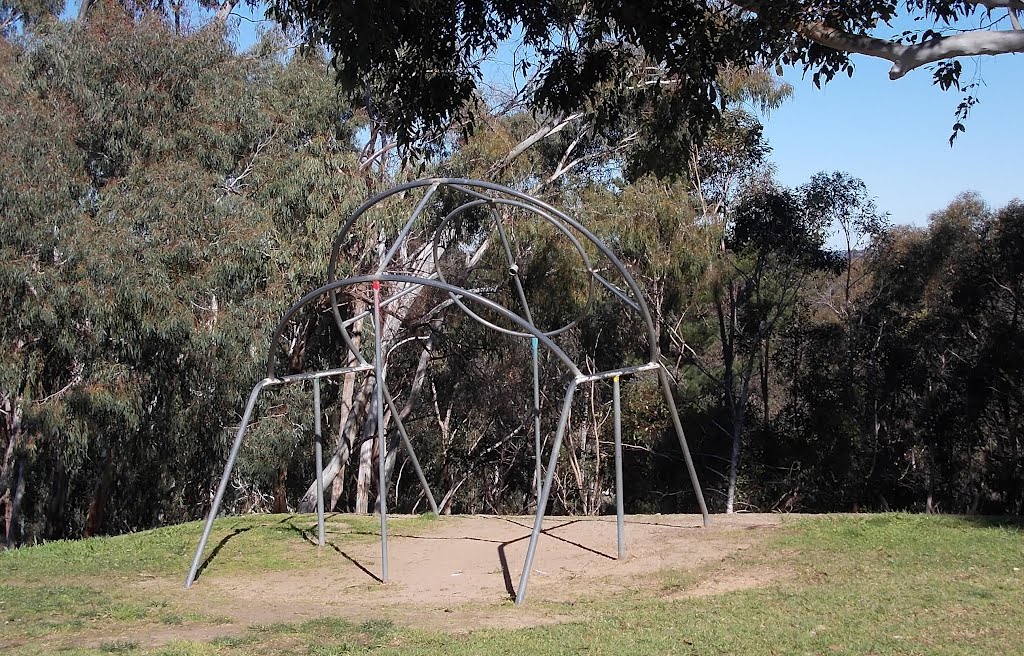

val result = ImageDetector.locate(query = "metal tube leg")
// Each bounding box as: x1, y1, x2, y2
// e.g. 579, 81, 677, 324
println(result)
185, 381, 268, 588
658, 365, 710, 527
373, 280, 389, 583
314, 379, 325, 548
381, 382, 439, 515
532, 337, 542, 502
516, 381, 577, 605
613, 376, 624, 559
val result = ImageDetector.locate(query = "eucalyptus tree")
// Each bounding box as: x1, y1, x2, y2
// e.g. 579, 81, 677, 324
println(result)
866, 195, 1024, 514
0, 12, 368, 543
679, 175, 867, 513
769, 192, 1023, 514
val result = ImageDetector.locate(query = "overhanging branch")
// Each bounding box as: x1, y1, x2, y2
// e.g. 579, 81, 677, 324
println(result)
730, 1, 1024, 79
885, 30, 1024, 78
802, 22, 1024, 79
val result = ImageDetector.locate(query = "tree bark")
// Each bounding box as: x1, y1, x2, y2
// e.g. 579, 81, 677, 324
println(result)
5, 460, 26, 547
84, 451, 115, 538
361, 241, 439, 513
760, 336, 770, 432
725, 411, 746, 515
45, 467, 68, 540
297, 174, 506, 514
730, 1, 1024, 80
272, 463, 289, 513
297, 299, 367, 513
213, 0, 241, 23
380, 331, 437, 498
354, 409, 376, 514
487, 112, 585, 176
77, 0, 96, 21
1, 392, 23, 547
330, 359, 361, 511
715, 280, 741, 514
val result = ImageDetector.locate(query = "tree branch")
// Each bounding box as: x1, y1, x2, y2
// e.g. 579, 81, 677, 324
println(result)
731, 1, 1024, 79
890, 31, 1024, 79
214, 0, 241, 23
1009, 8, 1022, 31
0, 11, 20, 32
487, 112, 586, 176
968, 0, 1024, 10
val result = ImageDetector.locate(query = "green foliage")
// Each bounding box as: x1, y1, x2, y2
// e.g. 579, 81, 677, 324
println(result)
762, 194, 1024, 514
270, 0, 792, 170
0, 15, 365, 544
266, 1, 1010, 160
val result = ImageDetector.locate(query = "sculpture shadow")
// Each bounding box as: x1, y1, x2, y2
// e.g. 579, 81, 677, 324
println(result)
282, 516, 383, 583
496, 518, 615, 599
193, 526, 252, 582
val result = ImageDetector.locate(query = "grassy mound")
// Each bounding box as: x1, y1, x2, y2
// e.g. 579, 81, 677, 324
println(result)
1, 514, 1021, 655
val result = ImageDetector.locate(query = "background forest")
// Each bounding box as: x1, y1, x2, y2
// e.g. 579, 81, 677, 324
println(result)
2, 5, 1022, 547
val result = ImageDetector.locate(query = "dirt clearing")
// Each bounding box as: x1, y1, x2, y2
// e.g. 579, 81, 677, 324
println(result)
116, 513, 784, 644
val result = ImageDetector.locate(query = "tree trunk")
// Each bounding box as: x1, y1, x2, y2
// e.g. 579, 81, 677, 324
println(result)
5, 460, 26, 548
1, 392, 23, 547
329, 369, 360, 511
297, 299, 367, 513
84, 451, 115, 538
725, 412, 745, 514
354, 402, 377, 514
381, 333, 437, 495
716, 280, 743, 514
333, 371, 373, 509
760, 336, 770, 432
303, 237, 442, 514
45, 467, 68, 539
591, 387, 602, 515
272, 463, 289, 513
213, 0, 240, 23
300, 195, 503, 514
77, 0, 96, 21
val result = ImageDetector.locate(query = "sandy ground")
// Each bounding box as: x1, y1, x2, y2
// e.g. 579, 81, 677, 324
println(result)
100, 513, 785, 647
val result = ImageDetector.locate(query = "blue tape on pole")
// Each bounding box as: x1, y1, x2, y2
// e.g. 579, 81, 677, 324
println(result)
531, 336, 538, 355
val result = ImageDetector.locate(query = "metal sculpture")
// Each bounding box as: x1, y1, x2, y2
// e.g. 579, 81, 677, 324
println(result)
184, 178, 709, 604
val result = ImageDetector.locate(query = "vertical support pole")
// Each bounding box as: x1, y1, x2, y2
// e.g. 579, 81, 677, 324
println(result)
185, 381, 267, 588
657, 365, 710, 528
613, 375, 624, 559
313, 378, 325, 548
373, 279, 389, 583
516, 380, 577, 605
531, 337, 542, 502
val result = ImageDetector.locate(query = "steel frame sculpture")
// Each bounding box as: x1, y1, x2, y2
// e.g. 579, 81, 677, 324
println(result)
184, 178, 709, 605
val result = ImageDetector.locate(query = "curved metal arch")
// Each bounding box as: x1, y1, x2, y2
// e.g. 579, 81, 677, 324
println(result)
430, 197, 597, 339
265, 274, 585, 380
448, 183, 642, 315
324, 178, 661, 362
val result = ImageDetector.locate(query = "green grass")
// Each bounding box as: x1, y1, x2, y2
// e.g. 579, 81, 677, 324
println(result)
0, 513, 426, 580
2, 513, 1022, 655
0, 513, 436, 653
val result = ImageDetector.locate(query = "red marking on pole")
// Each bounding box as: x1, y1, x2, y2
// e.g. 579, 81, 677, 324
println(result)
372, 280, 380, 291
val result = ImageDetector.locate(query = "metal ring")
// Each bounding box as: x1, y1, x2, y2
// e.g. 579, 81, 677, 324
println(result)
431, 198, 596, 338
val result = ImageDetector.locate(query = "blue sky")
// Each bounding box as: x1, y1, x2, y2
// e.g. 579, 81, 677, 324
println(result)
762, 52, 1020, 228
